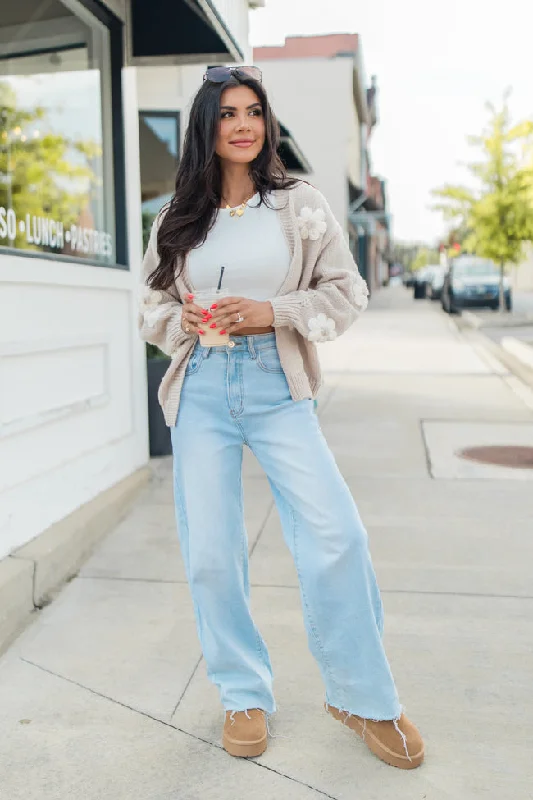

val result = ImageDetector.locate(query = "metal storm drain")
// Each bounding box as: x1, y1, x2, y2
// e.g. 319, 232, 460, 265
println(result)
457, 445, 533, 470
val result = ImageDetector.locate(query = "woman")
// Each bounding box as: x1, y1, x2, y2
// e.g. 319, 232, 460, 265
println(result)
139, 66, 424, 770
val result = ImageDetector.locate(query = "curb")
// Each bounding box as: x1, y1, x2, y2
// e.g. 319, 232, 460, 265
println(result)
461, 309, 533, 329
458, 325, 533, 391
461, 311, 483, 329
501, 337, 533, 370
456, 311, 533, 387
0, 465, 151, 655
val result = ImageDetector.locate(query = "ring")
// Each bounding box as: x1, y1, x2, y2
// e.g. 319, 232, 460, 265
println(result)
236, 314, 245, 323
185, 325, 191, 333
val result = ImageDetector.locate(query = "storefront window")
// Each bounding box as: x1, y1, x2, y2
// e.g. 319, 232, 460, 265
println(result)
0, 0, 115, 264
139, 111, 180, 248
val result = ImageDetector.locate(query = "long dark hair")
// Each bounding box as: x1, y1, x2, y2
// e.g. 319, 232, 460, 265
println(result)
148, 72, 298, 291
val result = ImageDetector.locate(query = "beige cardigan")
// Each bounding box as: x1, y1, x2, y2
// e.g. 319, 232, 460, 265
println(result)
139, 181, 369, 426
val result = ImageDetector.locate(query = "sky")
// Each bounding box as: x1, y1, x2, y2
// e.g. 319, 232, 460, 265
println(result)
249, 0, 533, 244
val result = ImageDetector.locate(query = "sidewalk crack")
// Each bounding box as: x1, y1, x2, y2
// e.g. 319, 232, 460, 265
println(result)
253, 764, 339, 798
19, 657, 339, 799
419, 418, 434, 479
248, 583, 533, 600
170, 653, 203, 717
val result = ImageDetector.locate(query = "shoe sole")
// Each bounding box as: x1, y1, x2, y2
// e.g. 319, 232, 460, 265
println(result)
222, 731, 268, 758
327, 706, 424, 770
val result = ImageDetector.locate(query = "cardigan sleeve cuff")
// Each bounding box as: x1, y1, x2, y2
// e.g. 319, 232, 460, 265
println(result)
166, 306, 191, 353
269, 295, 304, 331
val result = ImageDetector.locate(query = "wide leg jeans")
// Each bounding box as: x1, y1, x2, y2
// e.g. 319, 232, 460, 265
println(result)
171, 333, 401, 720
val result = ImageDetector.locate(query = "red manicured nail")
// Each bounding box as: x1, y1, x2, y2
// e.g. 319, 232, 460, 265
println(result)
210, 323, 217, 329
211, 303, 218, 310
202, 317, 208, 322
219, 329, 227, 335
205, 313, 213, 320
198, 329, 205, 335
187, 294, 194, 300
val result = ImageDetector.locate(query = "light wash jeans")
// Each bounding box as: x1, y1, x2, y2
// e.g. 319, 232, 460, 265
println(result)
171, 333, 401, 720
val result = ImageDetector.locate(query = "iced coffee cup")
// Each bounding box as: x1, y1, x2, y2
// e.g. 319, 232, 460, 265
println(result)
195, 288, 231, 346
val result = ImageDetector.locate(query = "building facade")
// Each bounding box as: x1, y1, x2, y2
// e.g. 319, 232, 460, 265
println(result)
351, 175, 392, 291
254, 34, 389, 293
0, 0, 254, 573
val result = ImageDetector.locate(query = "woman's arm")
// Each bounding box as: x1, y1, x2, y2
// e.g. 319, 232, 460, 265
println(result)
138, 217, 190, 356
269, 195, 368, 343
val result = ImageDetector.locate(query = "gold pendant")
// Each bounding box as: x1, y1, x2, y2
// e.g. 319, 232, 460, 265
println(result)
225, 198, 249, 218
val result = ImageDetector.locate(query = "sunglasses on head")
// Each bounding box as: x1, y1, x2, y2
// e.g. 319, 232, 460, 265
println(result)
203, 66, 262, 83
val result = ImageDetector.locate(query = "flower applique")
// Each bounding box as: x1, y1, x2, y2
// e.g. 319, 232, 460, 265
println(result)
140, 286, 165, 328
307, 313, 337, 343
141, 286, 163, 307
143, 306, 170, 328
351, 273, 370, 311
297, 207, 327, 241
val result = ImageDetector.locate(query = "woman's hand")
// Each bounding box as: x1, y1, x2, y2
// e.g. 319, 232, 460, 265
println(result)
181, 294, 209, 335
210, 297, 274, 334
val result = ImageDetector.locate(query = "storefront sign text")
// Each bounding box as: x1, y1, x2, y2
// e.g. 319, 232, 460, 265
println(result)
0, 206, 113, 258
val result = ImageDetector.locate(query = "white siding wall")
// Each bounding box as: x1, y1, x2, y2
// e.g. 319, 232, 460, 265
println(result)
255, 57, 358, 234
137, 64, 205, 120
0, 70, 147, 560
0, 2, 252, 559
347, 96, 363, 190
212, 0, 252, 63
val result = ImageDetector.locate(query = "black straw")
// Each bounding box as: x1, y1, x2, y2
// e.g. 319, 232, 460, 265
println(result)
217, 266, 225, 290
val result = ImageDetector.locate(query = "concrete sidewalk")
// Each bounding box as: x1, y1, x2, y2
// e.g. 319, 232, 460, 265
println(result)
1, 287, 532, 799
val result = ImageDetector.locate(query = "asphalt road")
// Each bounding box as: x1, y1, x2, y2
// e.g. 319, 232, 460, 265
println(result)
482, 324, 533, 344
446, 290, 533, 345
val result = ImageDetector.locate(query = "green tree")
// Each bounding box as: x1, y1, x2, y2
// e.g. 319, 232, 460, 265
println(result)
432, 94, 533, 311
410, 245, 440, 272
0, 80, 101, 253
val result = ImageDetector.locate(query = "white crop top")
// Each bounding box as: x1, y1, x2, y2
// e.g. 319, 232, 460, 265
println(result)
187, 193, 291, 301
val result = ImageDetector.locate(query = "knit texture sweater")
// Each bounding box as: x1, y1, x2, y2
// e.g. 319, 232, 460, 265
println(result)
139, 181, 369, 426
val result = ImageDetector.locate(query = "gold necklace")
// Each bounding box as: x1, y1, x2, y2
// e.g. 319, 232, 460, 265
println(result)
223, 193, 255, 218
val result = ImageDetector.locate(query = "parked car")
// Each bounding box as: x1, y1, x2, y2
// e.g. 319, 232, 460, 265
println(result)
428, 265, 447, 301
441, 256, 512, 313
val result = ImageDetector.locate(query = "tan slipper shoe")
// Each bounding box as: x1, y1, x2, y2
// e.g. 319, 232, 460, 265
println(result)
222, 709, 268, 758
326, 705, 425, 769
